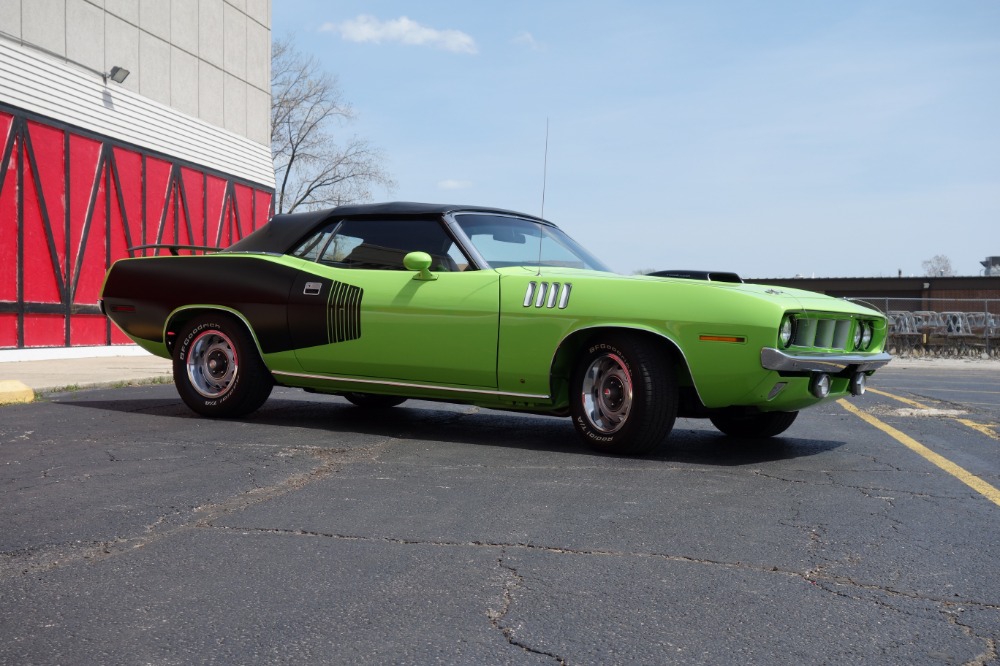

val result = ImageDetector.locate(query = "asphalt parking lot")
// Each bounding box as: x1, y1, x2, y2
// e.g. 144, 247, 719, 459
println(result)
1, 362, 998, 664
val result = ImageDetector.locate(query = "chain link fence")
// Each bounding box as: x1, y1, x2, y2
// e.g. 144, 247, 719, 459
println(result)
846, 298, 1000, 358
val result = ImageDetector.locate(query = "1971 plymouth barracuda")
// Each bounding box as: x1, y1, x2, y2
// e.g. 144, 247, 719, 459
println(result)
101, 202, 891, 454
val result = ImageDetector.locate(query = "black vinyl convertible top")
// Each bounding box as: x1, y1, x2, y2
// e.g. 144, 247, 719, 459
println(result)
225, 201, 548, 255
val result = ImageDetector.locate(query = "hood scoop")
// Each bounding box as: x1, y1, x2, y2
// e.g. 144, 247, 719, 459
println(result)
648, 270, 743, 283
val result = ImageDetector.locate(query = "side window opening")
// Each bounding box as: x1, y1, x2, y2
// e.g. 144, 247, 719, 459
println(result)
447, 244, 469, 272
291, 227, 337, 262
290, 218, 470, 271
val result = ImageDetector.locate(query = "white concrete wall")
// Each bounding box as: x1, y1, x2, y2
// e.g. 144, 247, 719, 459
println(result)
0, 39, 275, 188
0, 0, 271, 147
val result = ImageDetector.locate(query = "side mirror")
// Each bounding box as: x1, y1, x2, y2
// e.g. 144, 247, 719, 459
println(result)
403, 251, 437, 281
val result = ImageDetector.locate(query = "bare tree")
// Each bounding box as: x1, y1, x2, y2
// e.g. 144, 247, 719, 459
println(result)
921, 254, 955, 277
271, 37, 395, 214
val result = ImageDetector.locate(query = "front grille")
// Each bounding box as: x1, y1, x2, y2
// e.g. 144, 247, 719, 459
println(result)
792, 317, 853, 350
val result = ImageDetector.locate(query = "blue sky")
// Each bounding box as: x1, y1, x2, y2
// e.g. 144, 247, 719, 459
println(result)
273, 1, 1000, 278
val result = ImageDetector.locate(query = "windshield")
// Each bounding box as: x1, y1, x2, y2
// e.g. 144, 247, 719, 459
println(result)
454, 213, 612, 272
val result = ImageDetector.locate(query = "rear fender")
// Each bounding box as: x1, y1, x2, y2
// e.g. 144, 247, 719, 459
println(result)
165, 305, 262, 358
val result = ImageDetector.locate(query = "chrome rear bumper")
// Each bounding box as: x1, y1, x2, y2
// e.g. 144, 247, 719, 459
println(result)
761, 348, 892, 374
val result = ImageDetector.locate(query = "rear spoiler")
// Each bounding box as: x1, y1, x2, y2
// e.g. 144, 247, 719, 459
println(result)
128, 244, 222, 257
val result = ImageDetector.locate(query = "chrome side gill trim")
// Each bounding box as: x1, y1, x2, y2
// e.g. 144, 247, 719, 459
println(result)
271, 370, 550, 400
534, 282, 548, 308
558, 283, 572, 309
523, 281, 573, 309
523, 282, 537, 307
546, 282, 560, 308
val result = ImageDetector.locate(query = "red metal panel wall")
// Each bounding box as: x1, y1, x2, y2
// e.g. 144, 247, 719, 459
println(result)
0, 106, 274, 349
205, 174, 228, 248
0, 111, 18, 347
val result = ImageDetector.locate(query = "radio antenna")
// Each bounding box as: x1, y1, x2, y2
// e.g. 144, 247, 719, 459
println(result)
537, 118, 549, 275
540, 117, 549, 219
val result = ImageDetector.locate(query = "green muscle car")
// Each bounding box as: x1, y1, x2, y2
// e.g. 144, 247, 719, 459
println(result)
100, 202, 891, 454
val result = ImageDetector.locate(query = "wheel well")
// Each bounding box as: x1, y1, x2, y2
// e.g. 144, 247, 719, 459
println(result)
550, 327, 694, 404
164, 307, 257, 356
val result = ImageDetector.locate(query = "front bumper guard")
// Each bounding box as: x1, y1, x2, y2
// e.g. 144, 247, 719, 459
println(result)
761, 348, 892, 375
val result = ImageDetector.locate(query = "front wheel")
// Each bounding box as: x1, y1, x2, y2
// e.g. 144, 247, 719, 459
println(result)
173, 313, 273, 417
570, 334, 677, 455
709, 411, 798, 438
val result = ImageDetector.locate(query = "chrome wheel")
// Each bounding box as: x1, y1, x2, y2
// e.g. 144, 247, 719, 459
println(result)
173, 314, 272, 417
186, 329, 238, 399
570, 334, 677, 454
580, 352, 633, 434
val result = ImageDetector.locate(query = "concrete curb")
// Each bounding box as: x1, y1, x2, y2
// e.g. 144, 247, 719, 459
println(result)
0, 352, 174, 403
0, 345, 154, 363
0, 375, 175, 404
32, 374, 176, 397
0, 380, 35, 405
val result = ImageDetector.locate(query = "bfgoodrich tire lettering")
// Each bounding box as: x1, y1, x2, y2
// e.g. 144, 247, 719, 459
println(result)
173, 313, 273, 417
570, 333, 677, 455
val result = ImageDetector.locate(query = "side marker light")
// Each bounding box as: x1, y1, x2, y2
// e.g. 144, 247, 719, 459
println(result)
699, 335, 747, 343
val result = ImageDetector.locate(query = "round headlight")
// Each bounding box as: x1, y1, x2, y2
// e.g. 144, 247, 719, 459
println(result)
860, 321, 873, 349
779, 316, 794, 348
852, 322, 863, 350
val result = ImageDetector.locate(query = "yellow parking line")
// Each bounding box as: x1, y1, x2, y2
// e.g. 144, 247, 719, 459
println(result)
956, 419, 999, 441
839, 400, 1000, 507
884, 387, 1000, 396
867, 388, 999, 440
867, 388, 930, 409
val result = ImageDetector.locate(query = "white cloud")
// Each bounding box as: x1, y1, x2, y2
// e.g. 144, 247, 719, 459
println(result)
320, 15, 477, 54
437, 179, 473, 190
513, 31, 542, 50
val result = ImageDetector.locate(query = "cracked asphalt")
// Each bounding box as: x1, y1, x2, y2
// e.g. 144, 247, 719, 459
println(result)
1, 363, 998, 665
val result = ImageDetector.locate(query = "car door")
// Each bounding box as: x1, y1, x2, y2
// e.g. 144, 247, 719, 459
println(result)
287, 217, 500, 388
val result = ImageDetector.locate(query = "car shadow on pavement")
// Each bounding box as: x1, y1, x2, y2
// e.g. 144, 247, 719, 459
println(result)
51, 386, 844, 465
656, 425, 845, 465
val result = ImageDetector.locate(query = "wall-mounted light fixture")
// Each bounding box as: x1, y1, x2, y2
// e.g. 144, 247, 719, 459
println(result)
104, 66, 130, 84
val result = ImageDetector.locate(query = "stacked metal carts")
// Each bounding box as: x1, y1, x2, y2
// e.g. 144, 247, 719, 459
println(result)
850, 299, 1000, 358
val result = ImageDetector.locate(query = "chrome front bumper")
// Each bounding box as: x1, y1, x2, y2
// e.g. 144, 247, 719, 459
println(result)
761, 348, 892, 374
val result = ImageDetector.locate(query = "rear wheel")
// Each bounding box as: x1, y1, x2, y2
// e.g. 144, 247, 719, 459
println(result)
570, 333, 677, 455
709, 411, 798, 438
343, 393, 407, 409
173, 313, 272, 417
